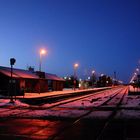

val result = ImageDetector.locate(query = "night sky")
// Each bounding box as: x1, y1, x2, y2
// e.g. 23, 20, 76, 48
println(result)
0, 0, 140, 83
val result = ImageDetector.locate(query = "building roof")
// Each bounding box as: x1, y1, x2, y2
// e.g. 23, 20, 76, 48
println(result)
0, 66, 39, 79
0, 66, 65, 81
45, 73, 65, 81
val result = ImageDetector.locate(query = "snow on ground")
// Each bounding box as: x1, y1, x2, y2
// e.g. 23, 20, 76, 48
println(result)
2, 86, 140, 120
0, 88, 108, 108
41, 87, 112, 108
0, 109, 29, 117
115, 110, 140, 119
57, 88, 122, 109
16, 109, 89, 119
0, 88, 115, 119
102, 88, 127, 107
121, 95, 140, 107
83, 111, 112, 119
0, 106, 89, 119
0, 99, 10, 106
129, 85, 140, 92
0, 99, 29, 107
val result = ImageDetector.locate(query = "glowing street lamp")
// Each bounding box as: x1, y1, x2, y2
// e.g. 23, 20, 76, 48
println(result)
92, 70, 95, 74
73, 63, 79, 90
134, 72, 137, 76
91, 70, 96, 88
88, 77, 91, 80
74, 63, 79, 69
39, 49, 47, 71
101, 74, 104, 77
136, 68, 140, 74
136, 68, 139, 73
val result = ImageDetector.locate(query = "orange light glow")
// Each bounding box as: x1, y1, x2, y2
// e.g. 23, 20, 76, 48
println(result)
40, 49, 47, 55
74, 63, 79, 69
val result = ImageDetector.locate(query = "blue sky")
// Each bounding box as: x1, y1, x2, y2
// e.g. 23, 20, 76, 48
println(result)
0, 0, 140, 83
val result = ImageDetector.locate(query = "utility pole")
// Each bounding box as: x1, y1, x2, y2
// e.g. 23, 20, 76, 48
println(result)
73, 63, 79, 90
114, 71, 117, 85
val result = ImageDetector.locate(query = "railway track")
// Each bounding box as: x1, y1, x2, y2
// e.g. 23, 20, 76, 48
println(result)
0, 87, 125, 120
44, 86, 128, 140
95, 87, 128, 140
0, 86, 129, 140
19, 87, 111, 105
0, 88, 112, 118
33, 88, 127, 140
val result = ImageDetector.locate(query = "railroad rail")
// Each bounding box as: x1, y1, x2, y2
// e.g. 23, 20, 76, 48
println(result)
46, 87, 127, 140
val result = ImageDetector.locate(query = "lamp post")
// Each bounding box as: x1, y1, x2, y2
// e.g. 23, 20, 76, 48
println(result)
136, 68, 139, 74
114, 71, 117, 86
39, 49, 46, 72
73, 63, 79, 90
136, 68, 140, 90
92, 70, 95, 88
38, 49, 46, 94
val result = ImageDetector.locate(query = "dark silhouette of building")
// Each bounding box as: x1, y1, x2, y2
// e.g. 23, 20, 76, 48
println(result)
97, 75, 113, 87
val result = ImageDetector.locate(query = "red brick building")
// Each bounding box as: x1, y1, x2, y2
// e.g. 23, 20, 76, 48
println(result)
0, 66, 65, 95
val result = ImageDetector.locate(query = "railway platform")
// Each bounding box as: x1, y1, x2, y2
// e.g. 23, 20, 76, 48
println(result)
16, 87, 111, 99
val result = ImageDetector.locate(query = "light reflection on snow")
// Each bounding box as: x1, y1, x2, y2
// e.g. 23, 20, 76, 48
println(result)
1, 87, 140, 119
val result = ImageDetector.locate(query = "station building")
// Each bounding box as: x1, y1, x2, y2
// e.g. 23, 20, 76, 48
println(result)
0, 66, 65, 96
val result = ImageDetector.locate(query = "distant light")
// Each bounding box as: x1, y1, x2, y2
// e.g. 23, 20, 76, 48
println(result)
134, 72, 137, 76
64, 77, 67, 80
136, 68, 139, 72
40, 49, 47, 55
92, 70, 95, 74
88, 77, 90, 80
118, 80, 123, 84
69, 77, 71, 80
101, 74, 104, 76
74, 63, 79, 69
131, 81, 135, 83
106, 81, 109, 83
79, 78, 82, 81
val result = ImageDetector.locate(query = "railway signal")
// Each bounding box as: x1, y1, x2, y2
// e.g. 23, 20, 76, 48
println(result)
9, 58, 16, 103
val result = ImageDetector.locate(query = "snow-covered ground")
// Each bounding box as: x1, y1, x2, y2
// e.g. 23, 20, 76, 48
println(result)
116, 110, 140, 119
0, 99, 29, 107
0, 86, 140, 120
129, 85, 140, 92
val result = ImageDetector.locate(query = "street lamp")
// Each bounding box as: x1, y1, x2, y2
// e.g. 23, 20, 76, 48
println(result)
92, 70, 95, 88
136, 68, 139, 72
39, 49, 47, 71
136, 67, 140, 77
73, 63, 79, 90
92, 70, 95, 74
101, 73, 104, 77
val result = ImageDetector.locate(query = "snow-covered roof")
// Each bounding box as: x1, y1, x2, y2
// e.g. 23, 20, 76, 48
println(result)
0, 66, 39, 79
0, 66, 65, 81
45, 73, 65, 81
